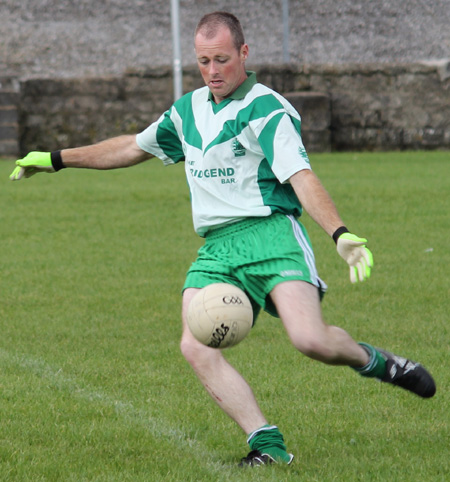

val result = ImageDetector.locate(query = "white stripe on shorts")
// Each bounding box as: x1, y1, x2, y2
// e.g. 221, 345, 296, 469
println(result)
286, 215, 328, 292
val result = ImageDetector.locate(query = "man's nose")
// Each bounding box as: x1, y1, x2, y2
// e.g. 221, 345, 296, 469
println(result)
208, 61, 218, 75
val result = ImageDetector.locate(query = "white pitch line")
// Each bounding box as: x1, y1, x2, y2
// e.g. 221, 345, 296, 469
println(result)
0, 348, 231, 475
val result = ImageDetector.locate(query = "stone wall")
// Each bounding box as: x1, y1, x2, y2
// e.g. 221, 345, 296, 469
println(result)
306, 61, 450, 151
0, 77, 21, 156
18, 70, 177, 153
5, 61, 450, 157
3, 1, 449, 79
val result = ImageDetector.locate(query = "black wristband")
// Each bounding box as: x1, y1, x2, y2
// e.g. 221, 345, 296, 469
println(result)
50, 150, 66, 171
332, 226, 350, 244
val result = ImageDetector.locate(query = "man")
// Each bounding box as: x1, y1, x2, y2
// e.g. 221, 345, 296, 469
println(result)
10, 11, 435, 467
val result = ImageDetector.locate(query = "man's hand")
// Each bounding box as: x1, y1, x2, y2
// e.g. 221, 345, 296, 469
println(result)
9, 151, 64, 181
336, 233, 374, 283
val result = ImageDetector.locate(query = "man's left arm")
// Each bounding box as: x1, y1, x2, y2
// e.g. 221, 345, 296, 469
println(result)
289, 169, 342, 237
289, 169, 373, 283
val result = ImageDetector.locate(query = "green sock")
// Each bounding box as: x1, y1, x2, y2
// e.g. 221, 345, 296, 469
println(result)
352, 342, 386, 379
247, 425, 292, 463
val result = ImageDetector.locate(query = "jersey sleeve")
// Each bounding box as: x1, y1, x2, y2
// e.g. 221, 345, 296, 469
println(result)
136, 106, 185, 165
250, 95, 311, 183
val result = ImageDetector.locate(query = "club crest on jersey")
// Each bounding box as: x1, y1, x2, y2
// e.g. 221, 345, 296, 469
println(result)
232, 138, 246, 157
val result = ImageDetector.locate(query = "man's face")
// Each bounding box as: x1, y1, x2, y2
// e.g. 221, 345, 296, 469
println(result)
195, 26, 249, 104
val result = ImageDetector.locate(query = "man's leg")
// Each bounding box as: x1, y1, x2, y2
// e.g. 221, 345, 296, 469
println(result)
180, 288, 268, 434
271, 280, 370, 366
180, 288, 293, 465
271, 280, 436, 398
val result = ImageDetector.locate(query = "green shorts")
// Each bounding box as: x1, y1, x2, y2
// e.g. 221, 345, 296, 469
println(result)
183, 214, 327, 319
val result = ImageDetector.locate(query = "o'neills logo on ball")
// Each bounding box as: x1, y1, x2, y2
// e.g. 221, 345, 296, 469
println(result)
222, 295, 243, 305
208, 322, 239, 349
208, 323, 230, 348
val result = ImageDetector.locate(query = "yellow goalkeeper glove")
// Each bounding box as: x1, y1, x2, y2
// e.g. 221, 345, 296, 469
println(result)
10, 151, 65, 181
334, 228, 373, 283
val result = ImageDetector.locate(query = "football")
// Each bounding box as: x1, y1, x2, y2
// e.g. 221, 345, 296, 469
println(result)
187, 283, 253, 349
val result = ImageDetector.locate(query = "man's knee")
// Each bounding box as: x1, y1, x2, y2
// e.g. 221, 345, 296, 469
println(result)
180, 332, 218, 371
180, 334, 199, 364
290, 331, 338, 362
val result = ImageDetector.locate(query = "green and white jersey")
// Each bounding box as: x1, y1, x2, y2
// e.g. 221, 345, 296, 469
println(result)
136, 72, 311, 236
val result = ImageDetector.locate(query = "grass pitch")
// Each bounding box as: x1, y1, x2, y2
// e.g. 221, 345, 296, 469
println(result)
0, 151, 449, 481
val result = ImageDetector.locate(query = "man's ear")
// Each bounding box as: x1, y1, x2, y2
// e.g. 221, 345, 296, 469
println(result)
241, 44, 249, 62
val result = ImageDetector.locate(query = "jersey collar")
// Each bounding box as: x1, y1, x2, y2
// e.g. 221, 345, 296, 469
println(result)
207, 71, 257, 103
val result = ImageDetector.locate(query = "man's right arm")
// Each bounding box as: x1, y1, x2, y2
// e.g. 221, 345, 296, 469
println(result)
61, 135, 151, 169
10, 134, 152, 180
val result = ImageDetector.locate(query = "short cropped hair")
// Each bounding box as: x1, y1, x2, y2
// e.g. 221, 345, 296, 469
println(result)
195, 11, 245, 52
